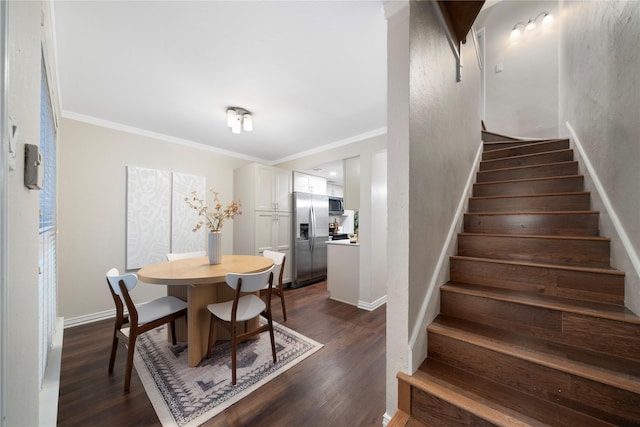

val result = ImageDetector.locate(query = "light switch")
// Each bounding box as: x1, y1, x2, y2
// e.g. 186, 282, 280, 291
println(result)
495, 63, 504, 73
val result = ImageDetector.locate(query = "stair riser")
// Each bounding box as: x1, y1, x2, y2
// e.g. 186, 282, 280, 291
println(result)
449, 257, 625, 305
410, 387, 497, 427
476, 162, 579, 183
457, 234, 611, 268
427, 331, 640, 425
468, 193, 591, 213
440, 291, 640, 362
463, 213, 599, 236
480, 150, 574, 171
482, 140, 570, 161
484, 141, 538, 151
474, 176, 584, 197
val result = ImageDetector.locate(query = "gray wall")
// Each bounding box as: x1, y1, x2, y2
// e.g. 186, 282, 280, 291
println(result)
386, 0, 481, 416
58, 119, 250, 323
477, 0, 559, 138
559, 0, 640, 314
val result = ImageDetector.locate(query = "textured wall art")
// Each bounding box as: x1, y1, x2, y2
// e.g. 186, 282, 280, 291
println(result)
126, 167, 206, 270
172, 172, 206, 254
126, 166, 171, 270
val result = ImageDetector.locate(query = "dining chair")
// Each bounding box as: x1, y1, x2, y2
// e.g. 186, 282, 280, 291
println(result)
166, 250, 206, 261
206, 266, 276, 385
262, 250, 288, 321
106, 268, 187, 392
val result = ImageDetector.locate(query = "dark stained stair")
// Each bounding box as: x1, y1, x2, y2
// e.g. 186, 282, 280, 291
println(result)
393, 133, 640, 426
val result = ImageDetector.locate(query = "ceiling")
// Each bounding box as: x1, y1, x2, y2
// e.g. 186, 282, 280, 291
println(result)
53, 1, 388, 165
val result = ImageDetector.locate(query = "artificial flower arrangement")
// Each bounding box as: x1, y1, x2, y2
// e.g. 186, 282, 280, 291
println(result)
184, 189, 242, 232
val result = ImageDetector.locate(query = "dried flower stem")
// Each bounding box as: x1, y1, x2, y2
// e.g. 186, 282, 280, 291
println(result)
184, 189, 242, 232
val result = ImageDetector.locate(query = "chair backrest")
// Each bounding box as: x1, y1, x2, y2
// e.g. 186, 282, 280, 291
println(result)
262, 250, 286, 285
226, 266, 274, 293
166, 250, 206, 261
106, 268, 138, 296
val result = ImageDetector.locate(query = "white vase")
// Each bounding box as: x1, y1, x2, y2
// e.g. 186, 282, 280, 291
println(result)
208, 231, 222, 265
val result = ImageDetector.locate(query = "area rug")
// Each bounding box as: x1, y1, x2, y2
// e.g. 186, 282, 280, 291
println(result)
133, 320, 323, 427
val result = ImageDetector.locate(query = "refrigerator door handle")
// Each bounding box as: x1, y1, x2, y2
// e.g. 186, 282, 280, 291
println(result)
308, 206, 313, 252
310, 204, 315, 253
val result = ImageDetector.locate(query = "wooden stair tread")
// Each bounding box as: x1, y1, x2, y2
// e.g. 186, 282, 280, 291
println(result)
432, 315, 640, 388
474, 174, 583, 186
477, 160, 577, 174
450, 255, 625, 276
465, 210, 599, 216
442, 282, 640, 324
459, 232, 610, 242
398, 370, 547, 427
470, 191, 590, 201
481, 148, 572, 163
414, 360, 617, 427
483, 138, 568, 154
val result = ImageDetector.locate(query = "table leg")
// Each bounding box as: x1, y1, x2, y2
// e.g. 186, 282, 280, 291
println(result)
167, 285, 188, 342
187, 284, 217, 367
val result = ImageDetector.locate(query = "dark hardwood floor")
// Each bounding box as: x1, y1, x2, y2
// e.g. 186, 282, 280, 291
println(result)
57, 281, 386, 426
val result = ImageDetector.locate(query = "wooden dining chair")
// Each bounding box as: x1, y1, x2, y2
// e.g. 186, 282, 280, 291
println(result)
262, 250, 288, 321
206, 266, 276, 385
166, 250, 206, 261
106, 268, 187, 392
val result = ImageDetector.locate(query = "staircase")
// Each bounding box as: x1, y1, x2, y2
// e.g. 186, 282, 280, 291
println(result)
393, 134, 640, 426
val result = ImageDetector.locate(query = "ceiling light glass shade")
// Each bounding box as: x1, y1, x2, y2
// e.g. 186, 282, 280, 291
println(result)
242, 113, 253, 132
526, 20, 536, 31
510, 28, 521, 40
231, 119, 241, 134
542, 13, 554, 26
227, 109, 237, 128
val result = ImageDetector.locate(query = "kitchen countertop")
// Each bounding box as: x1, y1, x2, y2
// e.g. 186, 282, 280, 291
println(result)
326, 239, 359, 246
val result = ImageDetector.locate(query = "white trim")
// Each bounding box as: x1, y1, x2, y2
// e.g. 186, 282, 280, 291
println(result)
383, 0, 409, 20
0, 1, 9, 424
64, 308, 115, 328
358, 295, 387, 311
61, 110, 267, 164
39, 317, 64, 427
565, 122, 640, 295
273, 127, 388, 165
382, 412, 393, 426
407, 142, 483, 369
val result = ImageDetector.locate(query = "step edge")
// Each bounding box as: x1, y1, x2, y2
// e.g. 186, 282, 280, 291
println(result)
402, 370, 544, 427
470, 192, 590, 201
464, 211, 600, 216
477, 160, 578, 175
441, 282, 640, 324
428, 321, 640, 394
450, 255, 625, 276
458, 232, 610, 242
474, 175, 583, 186
481, 148, 573, 165
483, 139, 570, 155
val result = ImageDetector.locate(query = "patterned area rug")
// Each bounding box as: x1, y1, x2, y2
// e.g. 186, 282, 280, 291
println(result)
133, 320, 323, 427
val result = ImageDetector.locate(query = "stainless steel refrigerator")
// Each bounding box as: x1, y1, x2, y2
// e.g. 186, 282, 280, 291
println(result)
292, 191, 328, 287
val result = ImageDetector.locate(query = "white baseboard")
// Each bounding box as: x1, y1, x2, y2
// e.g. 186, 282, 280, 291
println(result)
39, 317, 64, 427
382, 412, 392, 426
358, 295, 387, 311
64, 308, 115, 328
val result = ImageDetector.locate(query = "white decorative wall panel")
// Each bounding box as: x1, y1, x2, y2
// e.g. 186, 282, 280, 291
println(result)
126, 166, 171, 269
172, 173, 206, 253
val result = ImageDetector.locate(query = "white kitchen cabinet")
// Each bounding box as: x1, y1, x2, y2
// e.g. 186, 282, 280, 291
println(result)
327, 183, 344, 197
344, 156, 360, 210
234, 163, 292, 284
293, 171, 327, 195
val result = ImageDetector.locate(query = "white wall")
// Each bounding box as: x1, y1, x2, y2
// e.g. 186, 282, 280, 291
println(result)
5, 1, 42, 424
385, 0, 481, 417
58, 119, 249, 324
477, 0, 559, 138
559, 0, 640, 314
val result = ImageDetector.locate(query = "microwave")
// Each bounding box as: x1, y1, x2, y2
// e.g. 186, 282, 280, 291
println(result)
328, 196, 344, 216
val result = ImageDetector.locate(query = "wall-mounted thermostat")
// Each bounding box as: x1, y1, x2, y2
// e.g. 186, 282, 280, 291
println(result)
24, 143, 43, 190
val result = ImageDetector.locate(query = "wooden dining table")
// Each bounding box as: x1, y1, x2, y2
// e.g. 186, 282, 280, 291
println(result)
137, 254, 274, 367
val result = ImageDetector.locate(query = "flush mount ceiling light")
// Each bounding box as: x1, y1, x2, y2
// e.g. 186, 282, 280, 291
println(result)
510, 12, 553, 40
226, 107, 253, 134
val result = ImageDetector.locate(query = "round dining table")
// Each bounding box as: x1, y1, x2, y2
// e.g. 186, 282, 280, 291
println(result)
138, 255, 274, 367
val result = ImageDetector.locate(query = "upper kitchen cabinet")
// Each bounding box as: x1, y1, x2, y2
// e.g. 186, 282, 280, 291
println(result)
293, 171, 327, 195
327, 183, 344, 197
235, 163, 292, 213
344, 156, 360, 210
